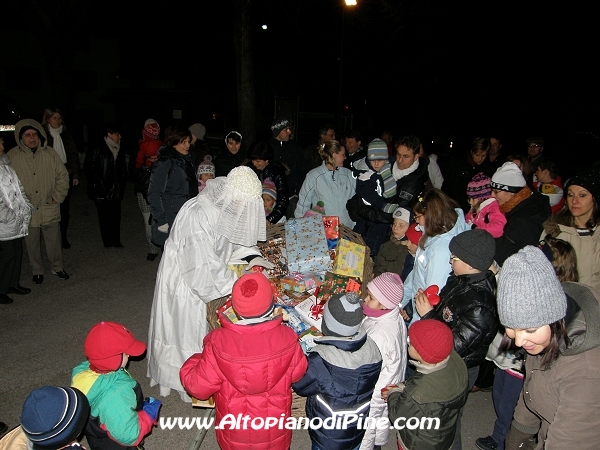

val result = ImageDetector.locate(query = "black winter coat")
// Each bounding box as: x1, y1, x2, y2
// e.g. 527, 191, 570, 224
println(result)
423, 270, 499, 368
147, 147, 198, 246
494, 189, 551, 266
84, 139, 128, 201
249, 160, 289, 224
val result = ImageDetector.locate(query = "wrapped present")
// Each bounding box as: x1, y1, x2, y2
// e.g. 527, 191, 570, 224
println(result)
259, 237, 289, 279
280, 272, 323, 293
281, 304, 311, 334
294, 294, 326, 331
298, 326, 323, 353
317, 271, 362, 303
333, 238, 366, 280
285, 216, 333, 275
322, 216, 340, 251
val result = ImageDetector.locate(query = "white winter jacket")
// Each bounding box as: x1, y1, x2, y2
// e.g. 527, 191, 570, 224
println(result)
0, 154, 33, 241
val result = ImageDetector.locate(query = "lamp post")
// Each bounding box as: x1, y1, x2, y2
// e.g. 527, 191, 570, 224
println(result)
338, 0, 357, 131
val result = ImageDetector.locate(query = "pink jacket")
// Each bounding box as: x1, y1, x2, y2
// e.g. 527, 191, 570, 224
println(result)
180, 314, 308, 450
465, 198, 506, 238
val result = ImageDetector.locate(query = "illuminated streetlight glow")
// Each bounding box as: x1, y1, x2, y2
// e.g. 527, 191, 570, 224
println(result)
345, 0, 357, 5
262, 24, 267, 30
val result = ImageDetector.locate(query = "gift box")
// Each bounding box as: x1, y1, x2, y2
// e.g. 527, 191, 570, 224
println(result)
280, 273, 323, 293
322, 216, 340, 251
298, 326, 323, 353
294, 294, 326, 331
259, 237, 289, 279
281, 304, 311, 334
285, 217, 333, 275
333, 238, 367, 280
317, 271, 362, 303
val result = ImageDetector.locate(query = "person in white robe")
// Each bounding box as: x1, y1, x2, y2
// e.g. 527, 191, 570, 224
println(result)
146, 166, 274, 401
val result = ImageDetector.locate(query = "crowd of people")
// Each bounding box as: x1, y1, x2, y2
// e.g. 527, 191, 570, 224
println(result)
1, 112, 600, 450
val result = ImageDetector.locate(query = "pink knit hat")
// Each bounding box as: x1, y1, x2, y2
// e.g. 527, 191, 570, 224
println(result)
142, 119, 160, 140
367, 272, 404, 309
466, 172, 492, 199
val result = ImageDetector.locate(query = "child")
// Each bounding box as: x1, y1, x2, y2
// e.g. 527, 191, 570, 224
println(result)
351, 138, 398, 257
465, 172, 507, 238
0, 386, 90, 449
415, 228, 499, 450
397, 222, 423, 325
373, 207, 411, 278
180, 273, 308, 450
475, 235, 579, 450
197, 155, 215, 192
384, 319, 469, 450
293, 291, 382, 450
533, 158, 565, 214
262, 178, 286, 223
359, 272, 407, 450
71, 321, 161, 450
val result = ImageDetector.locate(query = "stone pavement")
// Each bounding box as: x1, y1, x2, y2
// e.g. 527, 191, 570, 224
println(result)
0, 176, 496, 449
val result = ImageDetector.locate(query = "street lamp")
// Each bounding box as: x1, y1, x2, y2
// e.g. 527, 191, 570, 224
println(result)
338, 0, 357, 132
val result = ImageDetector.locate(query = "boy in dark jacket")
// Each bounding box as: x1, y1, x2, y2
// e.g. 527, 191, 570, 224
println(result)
384, 319, 469, 450
415, 228, 499, 449
374, 207, 411, 278
293, 292, 382, 450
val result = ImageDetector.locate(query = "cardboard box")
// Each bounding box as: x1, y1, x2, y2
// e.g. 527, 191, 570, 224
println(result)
333, 239, 366, 280
294, 294, 325, 331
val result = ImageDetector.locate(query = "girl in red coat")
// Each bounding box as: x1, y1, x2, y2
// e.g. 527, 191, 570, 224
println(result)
180, 273, 308, 450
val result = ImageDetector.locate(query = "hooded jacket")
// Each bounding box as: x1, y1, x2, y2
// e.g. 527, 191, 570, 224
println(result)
542, 212, 600, 292
292, 330, 383, 450
180, 314, 308, 450
423, 270, 499, 368
0, 154, 33, 241
506, 282, 600, 450
8, 119, 69, 228
495, 189, 551, 266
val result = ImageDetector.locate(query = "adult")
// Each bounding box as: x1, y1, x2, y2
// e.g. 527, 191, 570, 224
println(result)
496, 246, 600, 450
304, 123, 336, 171
487, 134, 506, 172
541, 166, 600, 291
490, 162, 551, 266
343, 129, 366, 170
41, 107, 79, 250
347, 134, 429, 226
443, 137, 495, 213
268, 118, 308, 218
505, 154, 534, 186
214, 130, 247, 177
294, 140, 356, 228
526, 136, 545, 174
147, 124, 198, 248
9, 119, 69, 284
188, 122, 212, 169
248, 141, 289, 226
419, 142, 444, 190
147, 166, 274, 401
400, 188, 470, 325
132, 118, 162, 261
84, 123, 128, 249
0, 137, 34, 304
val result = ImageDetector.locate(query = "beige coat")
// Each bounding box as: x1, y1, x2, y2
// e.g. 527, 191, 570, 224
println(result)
8, 119, 69, 228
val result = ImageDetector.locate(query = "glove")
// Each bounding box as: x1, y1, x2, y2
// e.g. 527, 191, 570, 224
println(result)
142, 397, 162, 423
157, 223, 169, 233
244, 256, 275, 273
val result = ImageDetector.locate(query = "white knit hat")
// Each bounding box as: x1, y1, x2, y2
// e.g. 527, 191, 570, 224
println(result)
491, 162, 526, 193
497, 246, 567, 329
197, 155, 215, 176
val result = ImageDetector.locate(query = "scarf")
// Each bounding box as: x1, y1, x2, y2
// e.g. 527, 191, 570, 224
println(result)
499, 186, 532, 214
48, 125, 67, 164
362, 303, 391, 318
392, 158, 419, 181
104, 136, 120, 161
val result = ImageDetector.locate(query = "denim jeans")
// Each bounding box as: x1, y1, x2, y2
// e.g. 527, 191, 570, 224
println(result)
490, 369, 524, 450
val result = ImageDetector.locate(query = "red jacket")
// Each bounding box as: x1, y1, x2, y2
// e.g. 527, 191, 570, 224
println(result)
180, 314, 308, 450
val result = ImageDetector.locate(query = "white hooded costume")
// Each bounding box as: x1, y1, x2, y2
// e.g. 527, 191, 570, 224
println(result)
147, 166, 267, 401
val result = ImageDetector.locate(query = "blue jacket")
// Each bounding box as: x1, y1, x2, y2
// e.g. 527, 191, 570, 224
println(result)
292, 330, 382, 450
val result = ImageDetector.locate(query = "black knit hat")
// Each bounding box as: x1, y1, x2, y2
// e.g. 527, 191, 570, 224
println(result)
449, 229, 496, 271
565, 167, 600, 201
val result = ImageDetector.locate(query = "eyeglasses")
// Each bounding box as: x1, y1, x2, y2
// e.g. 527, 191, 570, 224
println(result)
413, 214, 424, 222
528, 144, 542, 148
450, 254, 461, 262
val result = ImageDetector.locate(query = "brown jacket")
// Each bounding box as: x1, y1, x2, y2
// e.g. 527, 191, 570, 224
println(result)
507, 282, 600, 450
8, 119, 69, 227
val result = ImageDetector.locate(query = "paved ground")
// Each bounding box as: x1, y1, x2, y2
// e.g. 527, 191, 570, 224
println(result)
0, 176, 496, 449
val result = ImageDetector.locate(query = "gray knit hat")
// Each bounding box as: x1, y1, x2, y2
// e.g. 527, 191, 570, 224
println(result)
367, 138, 389, 161
321, 292, 363, 337
449, 229, 495, 271
497, 246, 567, 329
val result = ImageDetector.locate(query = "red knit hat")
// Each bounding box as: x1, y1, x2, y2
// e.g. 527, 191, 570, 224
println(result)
142, 119, 160, 140
408, 319, 453, 364
404, 222, 423, 246
231, 273, 274, 319
84, 322, 146, 372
